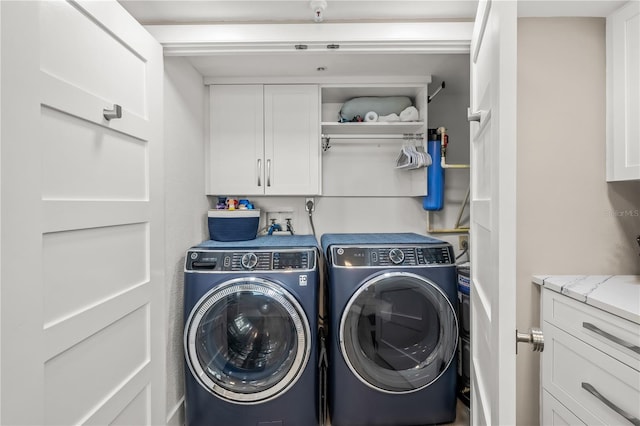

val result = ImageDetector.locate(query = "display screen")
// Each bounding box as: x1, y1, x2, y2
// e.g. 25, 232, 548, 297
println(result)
279, 252, 302, 267
273, 251, 310, 269
334, 247, 369, 267
420, 247, 452, 264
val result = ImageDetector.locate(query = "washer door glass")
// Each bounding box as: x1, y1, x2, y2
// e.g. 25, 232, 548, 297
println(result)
185, 278, 310, 403
340, 272, 458, 393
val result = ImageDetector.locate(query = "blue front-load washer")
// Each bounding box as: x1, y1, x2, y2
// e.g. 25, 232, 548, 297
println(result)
322, 233, 459, 426
183, 235, 320, 426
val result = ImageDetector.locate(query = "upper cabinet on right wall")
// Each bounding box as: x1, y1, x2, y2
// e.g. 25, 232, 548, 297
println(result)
607, 1, 640, 181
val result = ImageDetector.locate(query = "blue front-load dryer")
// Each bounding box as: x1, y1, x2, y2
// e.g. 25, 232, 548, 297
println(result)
322, 233, 459, 426
183, 235, 320, 426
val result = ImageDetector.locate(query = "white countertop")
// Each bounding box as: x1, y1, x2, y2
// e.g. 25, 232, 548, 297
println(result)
533, 275, 640, 325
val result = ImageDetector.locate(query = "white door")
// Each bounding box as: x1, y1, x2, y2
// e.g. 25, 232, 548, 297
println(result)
468, 1, 518, 425
1, 1, 165, 424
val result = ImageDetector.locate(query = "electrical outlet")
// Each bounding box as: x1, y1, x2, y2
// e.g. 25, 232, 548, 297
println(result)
458, 235, 469, 251
305, 197, 315, 212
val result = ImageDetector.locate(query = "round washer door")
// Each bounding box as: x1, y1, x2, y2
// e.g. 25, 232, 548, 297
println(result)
340, 271, 458, 394
184, 277, 311, 404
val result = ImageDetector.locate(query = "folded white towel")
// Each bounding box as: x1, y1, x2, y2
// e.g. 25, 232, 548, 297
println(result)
378, 113, 400, 122
399, 106, 419, 122
364, 111, 378, 122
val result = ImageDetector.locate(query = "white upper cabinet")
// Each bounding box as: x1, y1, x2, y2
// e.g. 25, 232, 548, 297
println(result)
607, 1, 640, 181
208, 84, 320, 195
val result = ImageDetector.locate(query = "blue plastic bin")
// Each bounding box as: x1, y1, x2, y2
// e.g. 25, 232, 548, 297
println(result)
207, 209, 260, 242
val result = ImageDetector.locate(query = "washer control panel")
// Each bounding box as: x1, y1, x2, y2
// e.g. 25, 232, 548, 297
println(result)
186, 249, 316, 272
331, 244, 454, 267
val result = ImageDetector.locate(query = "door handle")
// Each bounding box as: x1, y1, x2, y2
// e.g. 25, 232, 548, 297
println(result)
267, 159, 271, 187
103, 104, 122, 121
257, 159, 262, 187
467, 107, 481, 122
516, 328, 544, 354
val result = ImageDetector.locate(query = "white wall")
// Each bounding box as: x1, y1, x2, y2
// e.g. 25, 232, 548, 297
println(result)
516, 17, 640, 426
163, 56, 208, 425
243, 196, 429, 238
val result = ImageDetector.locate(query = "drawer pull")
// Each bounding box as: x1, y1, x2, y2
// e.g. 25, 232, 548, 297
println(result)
257, 159, 262, 187
581, 382, 640, 426
582, 322, 640, 355
267, 159, 271, 187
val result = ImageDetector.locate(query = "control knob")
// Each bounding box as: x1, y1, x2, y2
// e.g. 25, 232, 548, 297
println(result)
241, 252, 258, 270
388, 248, 405, 264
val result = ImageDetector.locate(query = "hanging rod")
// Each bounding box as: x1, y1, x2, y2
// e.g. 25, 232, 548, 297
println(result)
321, 133, 423, 140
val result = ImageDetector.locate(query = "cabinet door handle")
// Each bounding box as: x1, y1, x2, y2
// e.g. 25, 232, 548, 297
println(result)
581, 382, 640, 426
257, 159, 262, 187
582, 322, 640, 355
267, 159, 271, 187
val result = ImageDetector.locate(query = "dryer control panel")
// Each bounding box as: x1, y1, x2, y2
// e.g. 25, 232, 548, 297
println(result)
185, 249, 316, 272
331, 244, 454, 267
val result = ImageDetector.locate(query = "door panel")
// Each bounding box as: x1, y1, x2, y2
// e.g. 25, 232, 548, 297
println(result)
1, 1, 164, 424
469, 1, 518, 425
41, 106, 148, 200
42, 223, 148, 326
39, 1, 164, 423
40, 0, 147, 117
44, 306, 150, 425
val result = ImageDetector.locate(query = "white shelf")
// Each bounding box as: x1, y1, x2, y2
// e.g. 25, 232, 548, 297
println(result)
321, 121, 425, 136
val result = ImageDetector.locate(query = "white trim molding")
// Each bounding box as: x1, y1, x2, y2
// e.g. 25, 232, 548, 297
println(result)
145, 22, 474, 55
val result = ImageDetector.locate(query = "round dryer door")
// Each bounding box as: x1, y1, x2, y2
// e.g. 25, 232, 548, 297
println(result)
184, 277, 311, 403
340, 271, 458, 394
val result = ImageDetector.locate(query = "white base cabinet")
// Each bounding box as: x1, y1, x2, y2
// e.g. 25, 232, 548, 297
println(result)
208, 84, 320, 196
541, 288, 640, 425
542, 390, 586, 426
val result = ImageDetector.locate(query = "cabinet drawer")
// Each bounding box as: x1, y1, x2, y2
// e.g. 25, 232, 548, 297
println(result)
543, 289, 640, 369
542, 390, 586, 426
543, 323, 640, 426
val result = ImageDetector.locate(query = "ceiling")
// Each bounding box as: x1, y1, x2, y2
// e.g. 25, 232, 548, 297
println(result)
118, 0, 626, 85
119, 1, 628, 25
118, 1, 479, 24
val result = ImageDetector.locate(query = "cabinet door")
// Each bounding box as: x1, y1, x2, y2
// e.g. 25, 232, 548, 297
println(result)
607, 1, 640, 181
209, 85, 264, 195
264, 85, 320, 195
